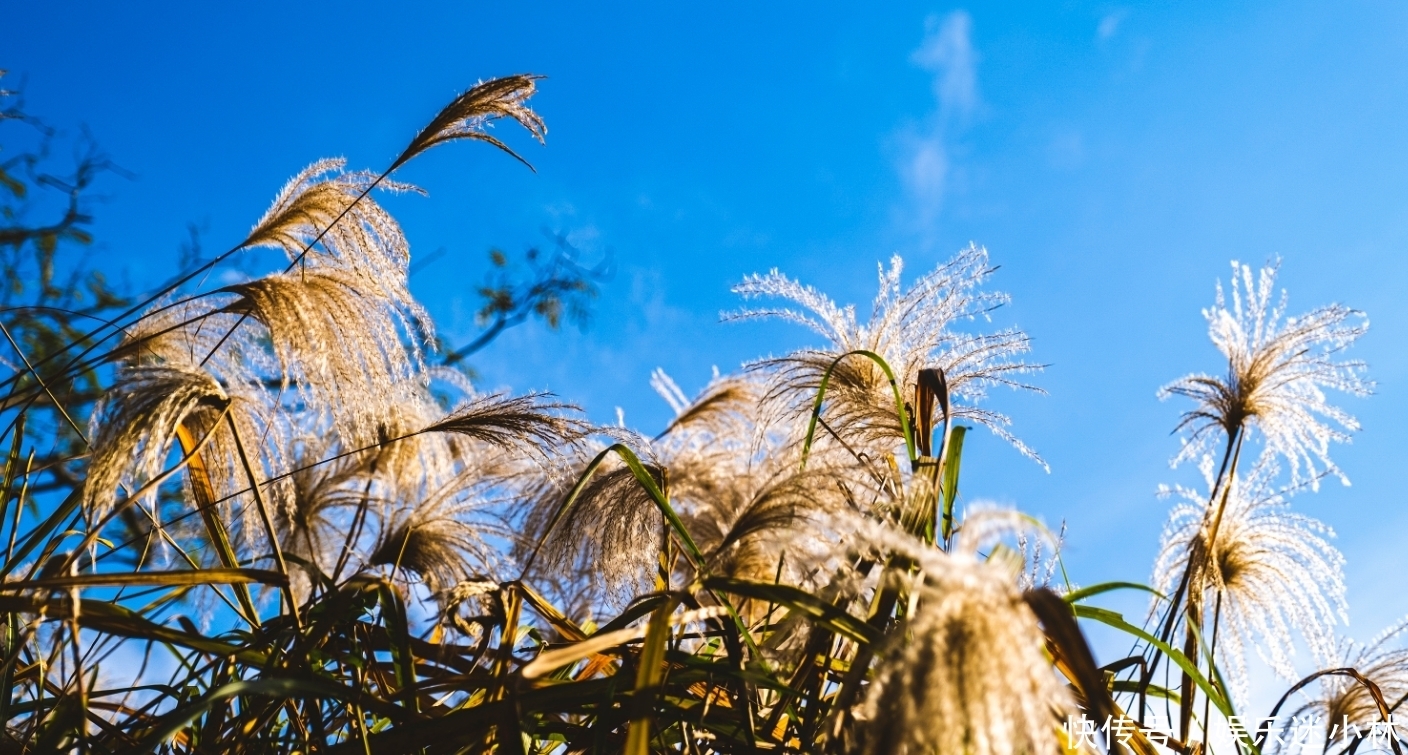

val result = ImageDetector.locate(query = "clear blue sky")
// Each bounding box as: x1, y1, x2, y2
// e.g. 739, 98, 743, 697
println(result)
7, 1, 1408, 683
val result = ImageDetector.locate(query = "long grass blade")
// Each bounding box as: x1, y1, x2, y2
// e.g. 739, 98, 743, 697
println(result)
624, 596, 680, 755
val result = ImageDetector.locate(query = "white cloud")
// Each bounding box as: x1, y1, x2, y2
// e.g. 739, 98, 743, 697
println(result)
911, 10, 979, 124
1098, 10, 1127, 41
902, 132, 950, 210
898, 10, 979, 232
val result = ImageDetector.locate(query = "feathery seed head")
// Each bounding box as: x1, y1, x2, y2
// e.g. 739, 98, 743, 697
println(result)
519, 434, 666, 601
224, 268, 426, 444
848, 515, 1070, 755
1153, 459, 1347, 699
85, 364, 230, 517
1160, 260, 1370, 488
728, 245, 1045, 468
273, 436, 385, 590
426, 391, 589, 459
243, 158, 421, 293
648, 369, 857, 588
367, 471, 509, 595
1285, 619, 1408, 754
392, 74, 546, 172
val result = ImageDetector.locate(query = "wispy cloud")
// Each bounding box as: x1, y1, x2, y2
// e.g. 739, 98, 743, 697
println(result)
911, 11, 979, 123
1097, 9, 1127, 41
899, 10, 979, 235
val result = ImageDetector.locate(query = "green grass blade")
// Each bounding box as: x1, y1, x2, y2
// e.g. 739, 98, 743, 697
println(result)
799, 350, 915, 470
940, 425, 966, 541
1063, 581, 1164, 605
625, 596, 680, 755
3, 567, 288, 590
701, 576, 878, 645
1072, 603, 1251, 752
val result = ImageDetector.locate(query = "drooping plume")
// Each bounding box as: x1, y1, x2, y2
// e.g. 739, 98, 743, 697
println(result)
519, 433, 667, 602
223, 268, 425, 444
243, 158, 422, 297
85, 365, 229, 516
650, 369, 856, 587
1283, 619, 1408, 755
391, 74, 546, 173
368, 469, 513, 596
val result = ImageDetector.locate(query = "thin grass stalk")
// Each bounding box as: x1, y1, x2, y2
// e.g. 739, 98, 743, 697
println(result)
1073, 604, 1250, 752
3, 451, 27, 564
0, 320, 89, 449
0, 417, 27, 564
1178, 606, 1202, 742
66, 603, 88, 752
328, 458, 378, 590
223, 412, 302, 631
1200, 592, 1225, 746
1178, 433, 1245, 742
1141, 428, 1244, 723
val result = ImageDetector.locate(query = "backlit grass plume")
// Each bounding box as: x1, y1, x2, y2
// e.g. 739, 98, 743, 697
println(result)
5, 71, 1400, 755
1283, 619, 1408, 754
390, 74, 547, 172
84, 364, 230, 517
368, 469, 511, 595
519, 435, 669, 600
426, 390, 588, 457
274, 435, 384, 592
1153, 458, 1348, 700
728, 244, 1044, 467
650, 369, 856, 586
243, 157, 420, 293
224, 268, 426, 443
1160, 260, 1370, 488
849, 513, 1071, 755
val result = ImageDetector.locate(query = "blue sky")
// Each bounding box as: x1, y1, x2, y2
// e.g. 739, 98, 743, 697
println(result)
8, 0, 1408, 689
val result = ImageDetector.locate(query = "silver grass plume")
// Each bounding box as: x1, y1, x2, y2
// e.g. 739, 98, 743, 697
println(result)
519, 430, 667, 602
390, 74, 546, 173
85, 365, 229, 517
367, 469, 512, 596
1152, 458, 1347, 701
114, 296, 279, 387
223, 268, 425, 444
680, 461, 856, 588
727, 245, 1045, 468
650, 368, 771, 439
243, 158, 422, 299
358, 381, 470, 503
363, 376, 569, 502
1160, 260, 1370, 489
847, 511, 1070, 755
426, 391, 589, 458
108, 299, 289, 538
1283, 619, 1408, 754
274, 435, 388, 594
651, 369, 856, 588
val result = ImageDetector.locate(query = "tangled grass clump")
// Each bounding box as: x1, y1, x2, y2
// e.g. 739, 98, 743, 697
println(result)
0, 70, 1402, 755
